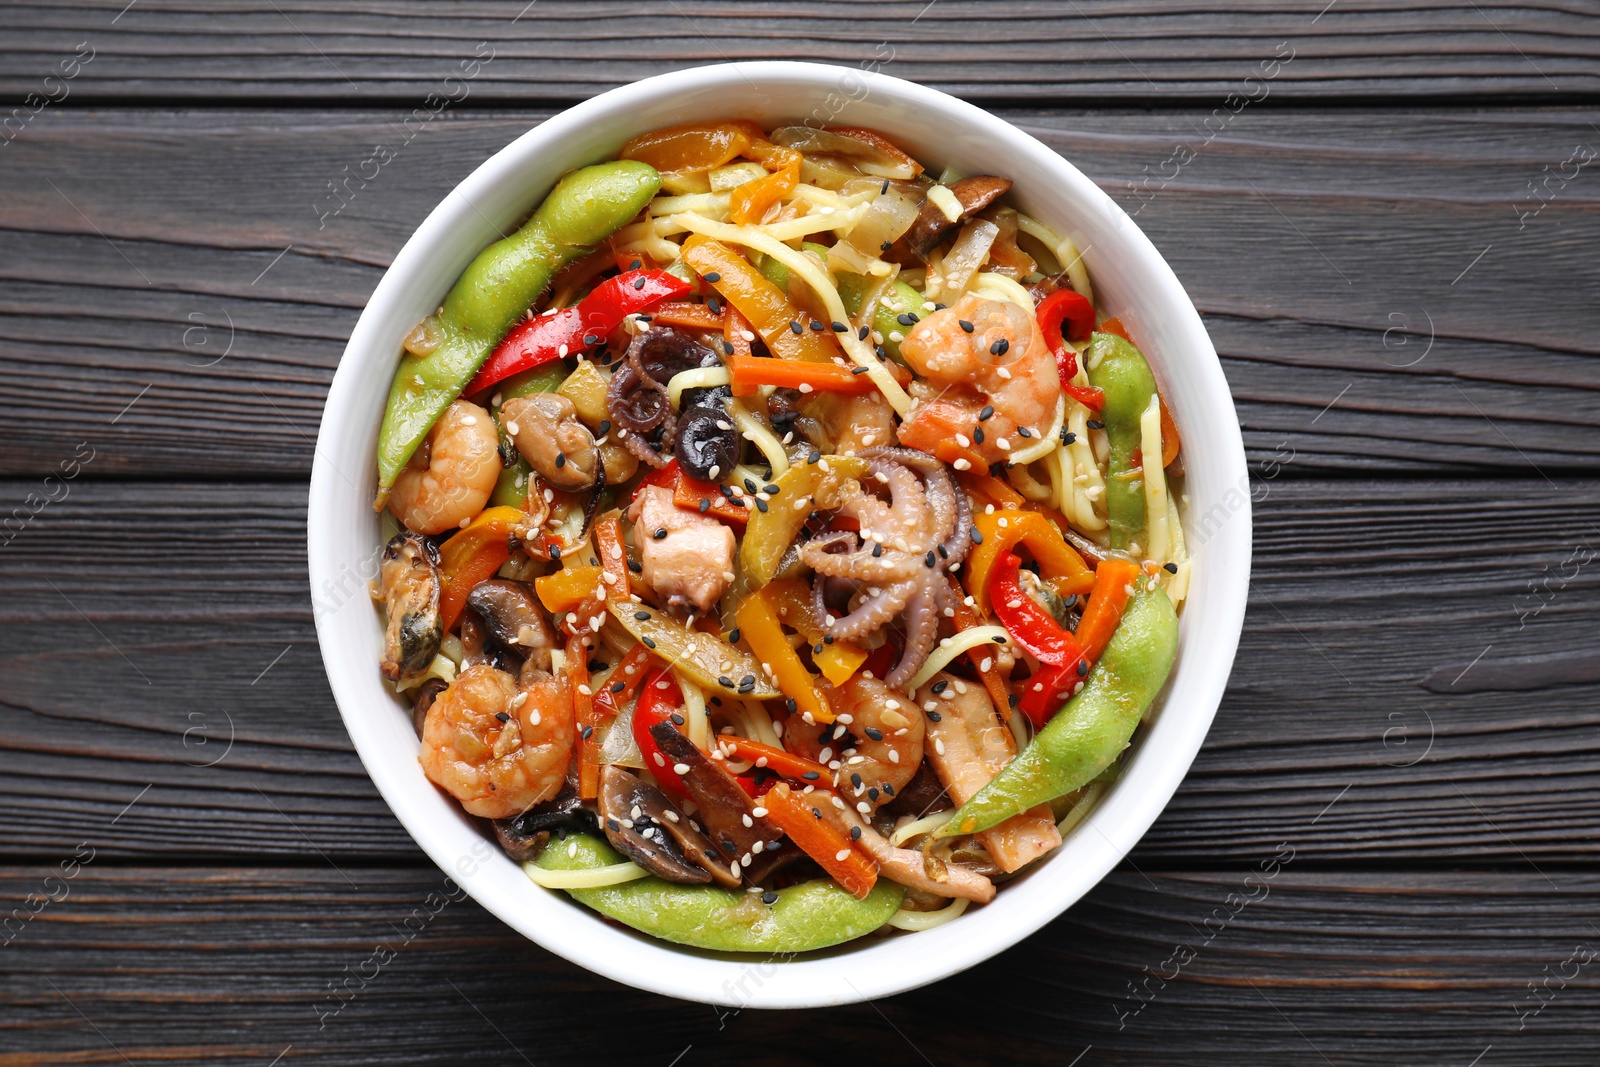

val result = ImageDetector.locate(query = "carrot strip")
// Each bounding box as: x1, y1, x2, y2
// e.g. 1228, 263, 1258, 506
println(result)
647, 301, 724, 330
728, 355, 876, 397
1073, 558, 1142, 667
762, 783, 878, 899
715, 736, 831, 784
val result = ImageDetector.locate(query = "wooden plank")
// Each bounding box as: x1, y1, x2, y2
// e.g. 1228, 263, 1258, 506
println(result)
2, 106, 1596, 477
6, 1, 1600, 103
1, 477, 1596, 863
0, 865, 1595, 1063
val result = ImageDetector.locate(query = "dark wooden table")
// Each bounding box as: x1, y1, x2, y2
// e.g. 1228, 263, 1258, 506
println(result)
4, 4, 1598, 1064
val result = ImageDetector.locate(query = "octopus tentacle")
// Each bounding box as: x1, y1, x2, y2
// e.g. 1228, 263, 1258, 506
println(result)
885, 575, 944, 690
859, 447, 973, 570
816, 578, 917, 642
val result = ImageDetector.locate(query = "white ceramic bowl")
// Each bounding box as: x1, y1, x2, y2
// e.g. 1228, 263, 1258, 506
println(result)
309, 60, 1250, 1008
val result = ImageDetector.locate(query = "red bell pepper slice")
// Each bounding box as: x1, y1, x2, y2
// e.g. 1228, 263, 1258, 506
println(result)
1036, 287, 1102, 402
465, 268, 691, 395
989, 550, 1088, 729
632, 667, 692, 802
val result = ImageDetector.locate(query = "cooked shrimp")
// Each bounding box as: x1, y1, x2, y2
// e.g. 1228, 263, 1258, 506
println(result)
419, 662, 575, 819
895, 292, 1061, 467
388, 399, 500, 535
787, 675, 924, 807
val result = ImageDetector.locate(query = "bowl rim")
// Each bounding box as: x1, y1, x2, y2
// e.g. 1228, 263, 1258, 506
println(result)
309, 59, 1251, 1008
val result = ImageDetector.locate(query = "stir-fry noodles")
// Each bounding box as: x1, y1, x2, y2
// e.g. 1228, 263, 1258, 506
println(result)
371, 120, 1186, 952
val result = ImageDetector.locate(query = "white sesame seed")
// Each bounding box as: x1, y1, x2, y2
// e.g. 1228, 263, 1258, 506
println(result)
798, 383, 814, 393
934, 738, 946, 756
742, 814, 753, 827
835, 849, 851, 862
673, 762, 690, 775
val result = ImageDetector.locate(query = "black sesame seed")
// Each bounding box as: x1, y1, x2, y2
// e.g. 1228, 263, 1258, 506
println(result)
763, 484, 779, 495
738, 680, 755, 693
597, 419, 611, 435
973, 426, 985, 444
802, 770, 820, 781
871, 542, 883, 558
1008, 693, 1020, 707
762, 891, 778, 905
864, 727, 883, 741
959, 320, 975, 333
719, 676, 734, 688
823, 635, 834, 645
970, 529, 983, 544
896, 312, 918, 326
1018, 427, 1033, 438
607, 819, 621, 831
754, 498, 768, 512
934, 303, 948, 311
993, 635, 1007, 643
852, 366, 868, 374
495, 712, 510, 723
628, 559, 643, 573
831, 320, 847, 332
583, 334, 600, 346
1077, 660, 1089, 676
979, 405, 994, 421
633, 276, 647, 290
850, 825, 862, 841
881, 239, 893, 251
937, 544, 948, 559
785, 697, 798, 713
1165, 562, 1179, 574
703, 271, 721, 283
670, 713, 685, 726
653, 527, 668, 540
808, 450, 821, 464
707, 297, 722, 315
926, 710, 942, 722
850, 772, 863, 788
740, 674, 755, 687
698, 498, 710, 514
810, 320, 825, 332
867, 787, 879, 801
555, 451, 567, 468
727, 628, 741, 644
990, 338, 1010, 356
925, 551, 936, 568
581, 725, 594, 739
1064, 431, 1077, 445
813, 643, 824, 655
611, 680, 626, 693
634, 611, 652, 621
858, 325, 870, 340
588, 658, 607, 672
931, 680, 948, 694
790, 320, 803, 335
880, 178, 890, 194
629, 259, 642, 270
723, 339, 735, 356
548, 545, 562, 561
1087, 419, 1106, 430
744, 477, 758, 494
882, 783, 895, 796
641, 636, 656, 649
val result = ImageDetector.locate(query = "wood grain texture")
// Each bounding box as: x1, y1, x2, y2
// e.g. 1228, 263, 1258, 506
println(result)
6, 1, 1600, 103
1, 107, 1597, 478
2, 477, 1595, 863
1, 865, 1595, 1065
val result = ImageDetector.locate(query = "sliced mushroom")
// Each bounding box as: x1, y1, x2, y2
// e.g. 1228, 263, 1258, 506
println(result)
598, 765, 733, 886
379, 531, 441, 681
502, 393, 599, 490
900, 176, 1014, 260
674, 404, 742, 483
410, 677, 448, 740
493, 785, 593, 863
465, 579, 555, 672
649, 723, 779, 885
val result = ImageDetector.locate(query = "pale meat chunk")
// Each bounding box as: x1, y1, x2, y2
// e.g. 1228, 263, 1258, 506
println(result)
625, 484, 735, 613
915, 671, 1062, 873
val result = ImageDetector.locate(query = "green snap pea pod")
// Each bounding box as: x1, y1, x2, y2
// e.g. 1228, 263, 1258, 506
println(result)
534, 834, 905, 953
376, 160, 661, 495
1085, 331, 1159, 552
871, 279, 924, 363
936, 579, 1178, 837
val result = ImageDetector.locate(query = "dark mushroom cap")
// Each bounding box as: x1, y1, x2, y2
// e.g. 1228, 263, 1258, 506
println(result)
493, 786, 593, 864
410, 677, 448, 741
674, 404, 742, 483
901, 176, 1014, 260
465, 580, 555, 671
648, 723, 780, 886
598, 765, 730, 885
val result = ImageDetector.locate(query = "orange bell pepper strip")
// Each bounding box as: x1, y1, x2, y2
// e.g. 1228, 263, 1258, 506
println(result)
436, 505, 523, 632
736, 588, 834, 724
621, 122, 750, 174
1073, 557, 1143, 668
761, 783, 878, 899
730, 159, 799, 225
965, 510, 1096, 616
761, 578, 869, 686
715, 735, 831, 784
955, 468, 1026, 511
946, 577, 1013, 714
824, 126, 924, 176
723, 304, 754, 361
533, 565, 602, 615
681, 235, 842, 363
727, 355, 877, 398
643, 301, 723, 331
